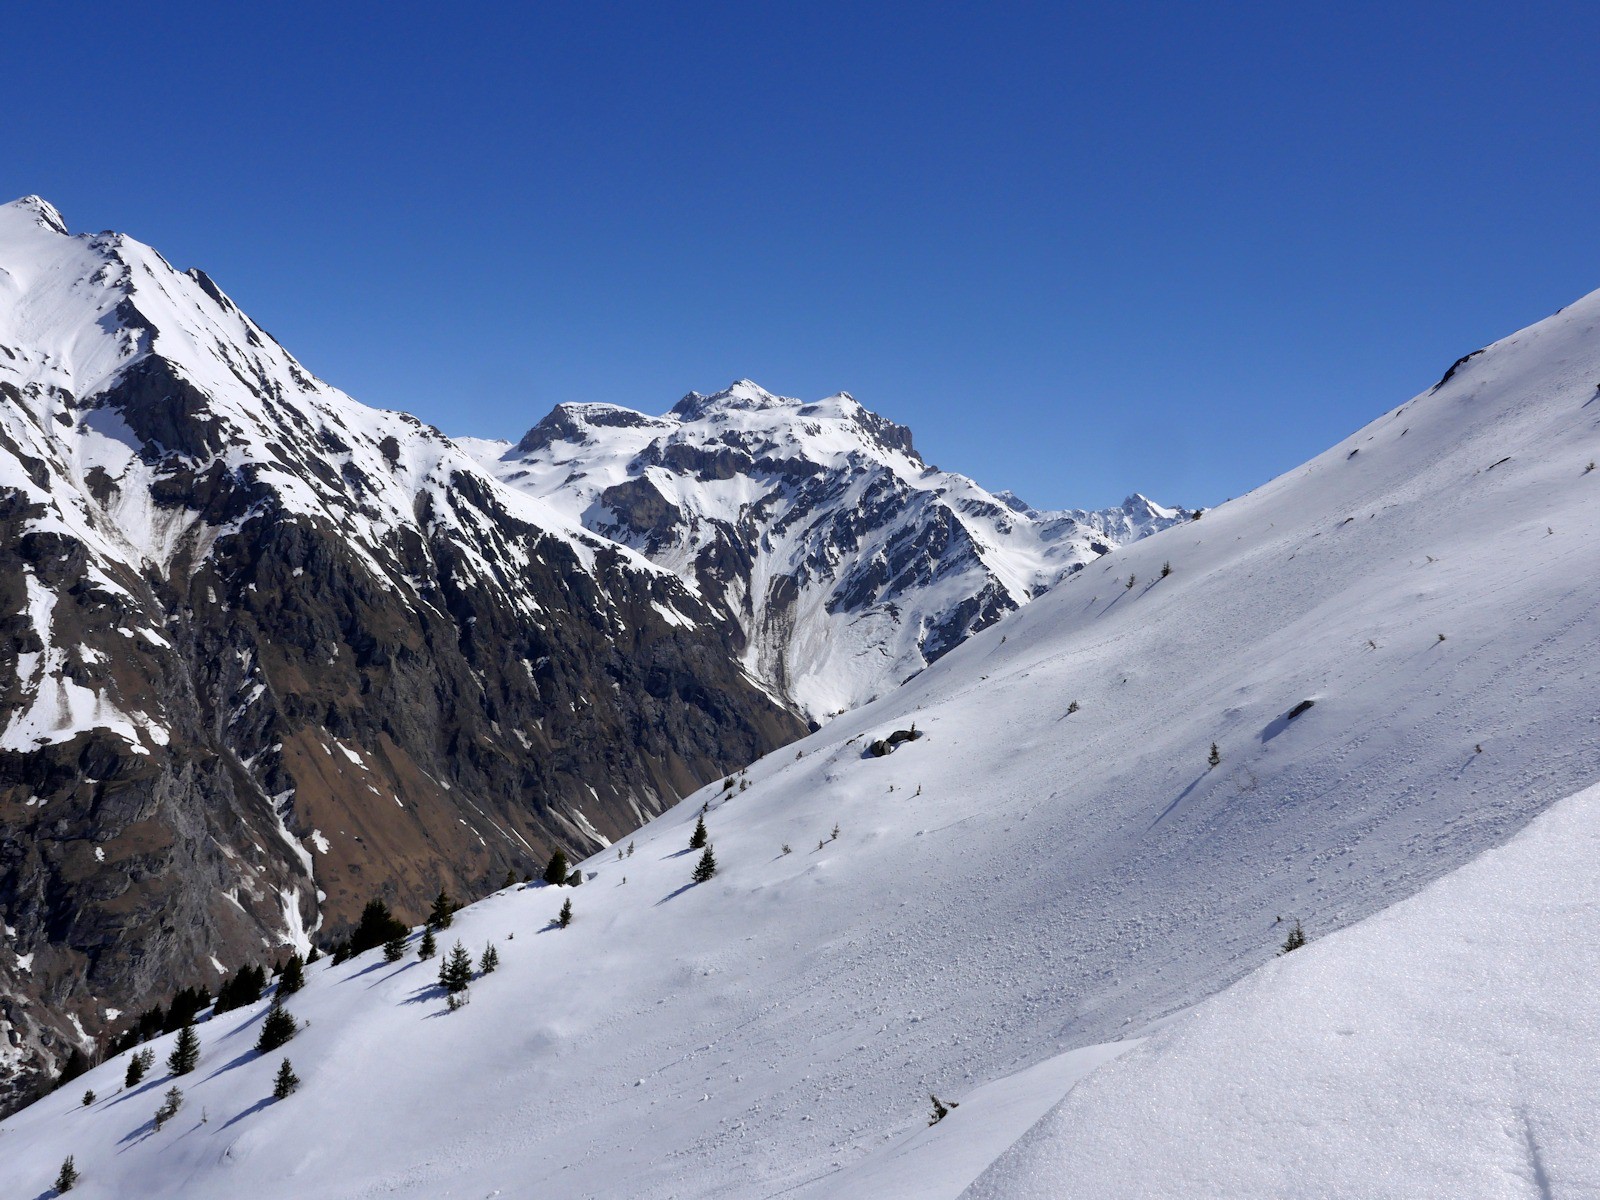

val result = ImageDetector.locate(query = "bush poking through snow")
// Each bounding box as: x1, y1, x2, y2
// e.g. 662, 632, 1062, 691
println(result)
256, 998, 297, 1053
153, 1086, 183, 1131
1067, 700, 1079, 714
418, 928, 437, 960
439, 942, 474, 994
928, 1094, 958, 1125
446, 991, 470, 1012
1208, 742, 1221, 768
167, 1022, 199, 1076
55, 1154, 78, 1192
558, 898, 573, 928
1280, 919, 1307, 954
272, 1058, 300, 1100
693, 845, 718, 884
689, 815, 709, 850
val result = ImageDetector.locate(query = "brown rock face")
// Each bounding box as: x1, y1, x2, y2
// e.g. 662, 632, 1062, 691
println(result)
0, 200, 804, 1112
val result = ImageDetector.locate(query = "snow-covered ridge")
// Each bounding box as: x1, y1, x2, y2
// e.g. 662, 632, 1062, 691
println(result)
473, 379, 1184, 717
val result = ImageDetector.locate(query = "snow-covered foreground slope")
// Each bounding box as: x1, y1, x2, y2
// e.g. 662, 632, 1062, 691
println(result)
3, 285, 1599, 1196
966, 777, 1600, 1199
472, 382, 1183, 718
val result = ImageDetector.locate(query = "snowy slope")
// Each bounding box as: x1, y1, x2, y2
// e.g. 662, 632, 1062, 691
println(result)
471, 382, 1183, 718
2, 278, 1598, 1197
966, 778, 1600, 1199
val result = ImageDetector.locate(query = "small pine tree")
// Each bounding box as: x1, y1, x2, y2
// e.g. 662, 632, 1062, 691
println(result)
81, 1088, 95, 1107
153, 1085, 183, 1130
55, 1154, 79, 1192
383, 933, 406, 962
543, 849, 570, 886
272, 1058, 300, 1100
1126, 574, 1136, 590
418, 927, 437, 960
689, 814, 708, 850
256, 998, 297, 1053
1067, 699, 1079, 714
1208, 742, 1221, 768
558, 898, 573, 928
277, 952, 305, 997
479, 943, 499, 974
1161, 561, 1172, 577
693, 844, 717, 884
781, 843, 792, 855
306, 945, 322, 966
167, 1021, 200, 1076
125, 1047, 153, 1088
831, 823, 840, 841
427, 889, 456, 930
1280, 919, 1307, 954
439, 941, 474, 994
627, 841, 635, 857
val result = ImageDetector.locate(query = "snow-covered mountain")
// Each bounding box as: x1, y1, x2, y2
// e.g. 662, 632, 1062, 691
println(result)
468, 381, 1184, 718
0, 196, 803, 1107
5, 274, 1594, 1197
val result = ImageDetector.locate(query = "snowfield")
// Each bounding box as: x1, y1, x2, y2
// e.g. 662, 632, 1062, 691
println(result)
2, 269, 1599, 1194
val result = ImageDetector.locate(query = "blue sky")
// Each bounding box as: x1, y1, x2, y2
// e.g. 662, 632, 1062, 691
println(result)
6, 2, 1598, 508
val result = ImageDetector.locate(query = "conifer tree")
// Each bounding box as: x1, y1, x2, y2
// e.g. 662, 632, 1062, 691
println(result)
418, 927, 437, 960
383, 933, 406, 962
306, 945, 322, 966
55, 1154, 79, 1192
427, 889, 456, 930
153, 1085, 183, 1130
272, 1058, 300, 1100
1208, 742, 1221, 768
439, 941, 474, 994
81, 1089, 95, 1107
256, 998, 297, 1053
693, 844, 718, 884
125, 1047, 153, 1088
1280, 919, 1307, 954
479, 943, 499, 974
558, 898, 573, 928
689, 815, 708, 850
350, 897, 408, 956
167, 1021, 200, 1076
543, 849, 569, 886
277, 952, 305, 997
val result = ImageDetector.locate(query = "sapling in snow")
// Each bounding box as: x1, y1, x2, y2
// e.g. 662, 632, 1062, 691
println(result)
1280, 919, 1307, 954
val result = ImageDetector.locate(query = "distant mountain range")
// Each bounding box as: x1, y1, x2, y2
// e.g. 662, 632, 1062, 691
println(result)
0, 197, 1175, 1107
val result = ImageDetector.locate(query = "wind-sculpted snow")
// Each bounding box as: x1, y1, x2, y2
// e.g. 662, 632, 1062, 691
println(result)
476, 380, 1184, 718
4, 276, 1596, 1197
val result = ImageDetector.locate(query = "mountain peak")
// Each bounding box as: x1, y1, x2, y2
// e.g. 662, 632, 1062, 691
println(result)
671, 379, 789, 420
2, 195, 69, 236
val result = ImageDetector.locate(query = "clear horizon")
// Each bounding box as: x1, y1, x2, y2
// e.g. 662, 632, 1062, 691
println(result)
6, 2, 1597, 509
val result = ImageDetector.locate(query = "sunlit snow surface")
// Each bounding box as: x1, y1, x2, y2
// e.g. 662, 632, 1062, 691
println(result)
2, 213, 1599, 1196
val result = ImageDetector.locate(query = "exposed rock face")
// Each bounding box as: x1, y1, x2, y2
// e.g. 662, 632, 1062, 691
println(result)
0, 198, 804, 1111
476, 382, 1186, 719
